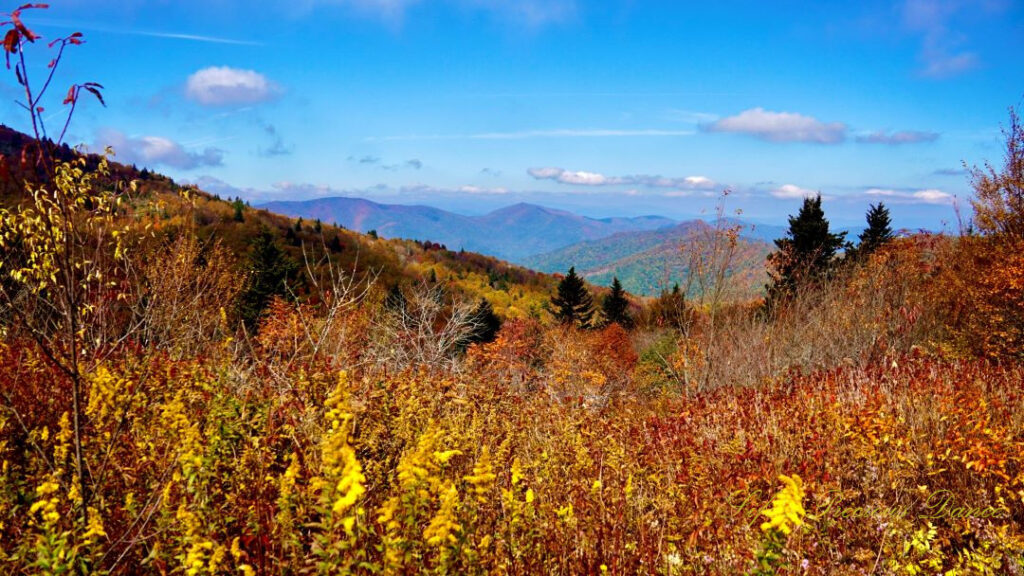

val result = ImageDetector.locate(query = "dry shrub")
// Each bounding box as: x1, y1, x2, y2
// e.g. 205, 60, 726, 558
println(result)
133, 233, 241, 356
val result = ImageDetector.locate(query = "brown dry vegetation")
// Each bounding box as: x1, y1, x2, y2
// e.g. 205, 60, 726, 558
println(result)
1, 8, 1024, 574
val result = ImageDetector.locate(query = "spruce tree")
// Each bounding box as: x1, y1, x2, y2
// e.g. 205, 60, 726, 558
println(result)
551, 267, 594, 327
766, 194, 846, 306
238, 227, 298, 329
464, 298, 502, 346
232, 198, 245, 222
856, 202, 894, 256
602, 277, 632, 328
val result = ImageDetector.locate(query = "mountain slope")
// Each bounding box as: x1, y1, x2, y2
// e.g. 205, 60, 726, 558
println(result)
523, 221, 772, 298
259, 198, 675, 262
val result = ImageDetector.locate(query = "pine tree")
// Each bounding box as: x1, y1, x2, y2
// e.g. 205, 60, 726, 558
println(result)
766, 194, 846, 306
232, 198, 245, 222
601, 277, 632, 328
384, 283, 407, 312
652, 283, 689, 329
551, 267, 594, 327
238, 227, 298, 329
856, 202, 894, 256
464, 298, 502, 346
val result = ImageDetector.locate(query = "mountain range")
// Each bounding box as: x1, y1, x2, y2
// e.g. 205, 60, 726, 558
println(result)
523, 220, 774, 297
259, 196, 789, 296
259, 197, 677, 262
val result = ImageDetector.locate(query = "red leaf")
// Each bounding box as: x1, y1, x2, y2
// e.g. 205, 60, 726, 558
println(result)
63, 85, 76, 105
2, 29, 18, 53
35, 106, 43, 113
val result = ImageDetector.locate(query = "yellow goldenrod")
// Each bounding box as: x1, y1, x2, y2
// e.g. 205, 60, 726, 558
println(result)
760, 475, 806, 535
464, 447, 497, 504
423, 483, 461, 547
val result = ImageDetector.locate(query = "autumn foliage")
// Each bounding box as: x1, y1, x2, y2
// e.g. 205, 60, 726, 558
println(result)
2, 6, 1024, 575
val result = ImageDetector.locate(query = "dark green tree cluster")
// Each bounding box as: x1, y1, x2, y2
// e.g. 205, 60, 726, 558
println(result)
464, 298, 502, 346
551, 267, 594, 327
237, 227, 298, 329
854, 202, 894, 258
232, 197, 246, 222
651, 283, 689, 330
601, 277, 633, 328
767, 196, 897, 310
765, 194, 846, 307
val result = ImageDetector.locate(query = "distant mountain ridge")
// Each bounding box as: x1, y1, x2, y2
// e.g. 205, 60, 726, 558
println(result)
523, 221, 774, 297
259, 197, 676, 262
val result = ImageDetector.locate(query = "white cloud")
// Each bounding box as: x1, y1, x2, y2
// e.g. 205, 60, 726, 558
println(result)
185, 67, 280, 107
96, 129, 223, 170
866, 187, 954, 204
856, 130, 940, 144
704, 108, 847, 144
371, 128, 695, 141
459, 185, 510, 194
556, 170, 611, 185
771, 184, 818, 199
683, 176, 715, 188
527, 167, 718, 191
865, 188, 898, 197
901, 0, 1002, 78
913, 189, 953, 203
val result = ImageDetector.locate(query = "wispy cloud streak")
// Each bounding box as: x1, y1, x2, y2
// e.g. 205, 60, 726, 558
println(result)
369, 128, 695, 141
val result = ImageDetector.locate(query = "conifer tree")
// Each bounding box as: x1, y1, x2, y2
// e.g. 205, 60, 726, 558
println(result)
766, 194, 846, 307
602, 277, 632, 328
232, 198, 245, 222
551, 266, 594, 327
856, 202, 894, 256
238, 227, 298, 328
464, 298, 502, 346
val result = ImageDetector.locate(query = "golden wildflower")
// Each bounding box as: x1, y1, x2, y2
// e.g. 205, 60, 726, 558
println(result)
557, 503, 574, 521
511, 457, 524, 486
464, 447, 497, 504
433, 449, 463, 465
760, 474, 807, 535
86, 364, 124, 424
30, 476, 61, 527
318, 373, 367, 531
423, 483, 461, 547
82, 507, 107, 545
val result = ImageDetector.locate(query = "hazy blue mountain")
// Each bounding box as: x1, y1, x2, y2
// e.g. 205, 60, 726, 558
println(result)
523, 221, 773, 297
258, 198, 676, 262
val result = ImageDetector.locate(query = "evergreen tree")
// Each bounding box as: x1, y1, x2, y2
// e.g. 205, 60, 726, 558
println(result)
327, 235, 343, 253
601, 277, 632, 328
238, 227, 298, 329
766, 194, 846, 306
856, 202, 894, 256
232, 198, 245, 222
314, 218, 322, 233
652, 283, 689, 329
464, 298, 502, 346
384, 283, 407, 312
551, 267, 594, 327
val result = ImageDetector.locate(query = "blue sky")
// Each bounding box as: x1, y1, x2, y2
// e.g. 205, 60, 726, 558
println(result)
5, 0, 1023, 229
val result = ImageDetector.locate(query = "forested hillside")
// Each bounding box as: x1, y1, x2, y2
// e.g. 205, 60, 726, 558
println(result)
2, 6, 1023, 575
